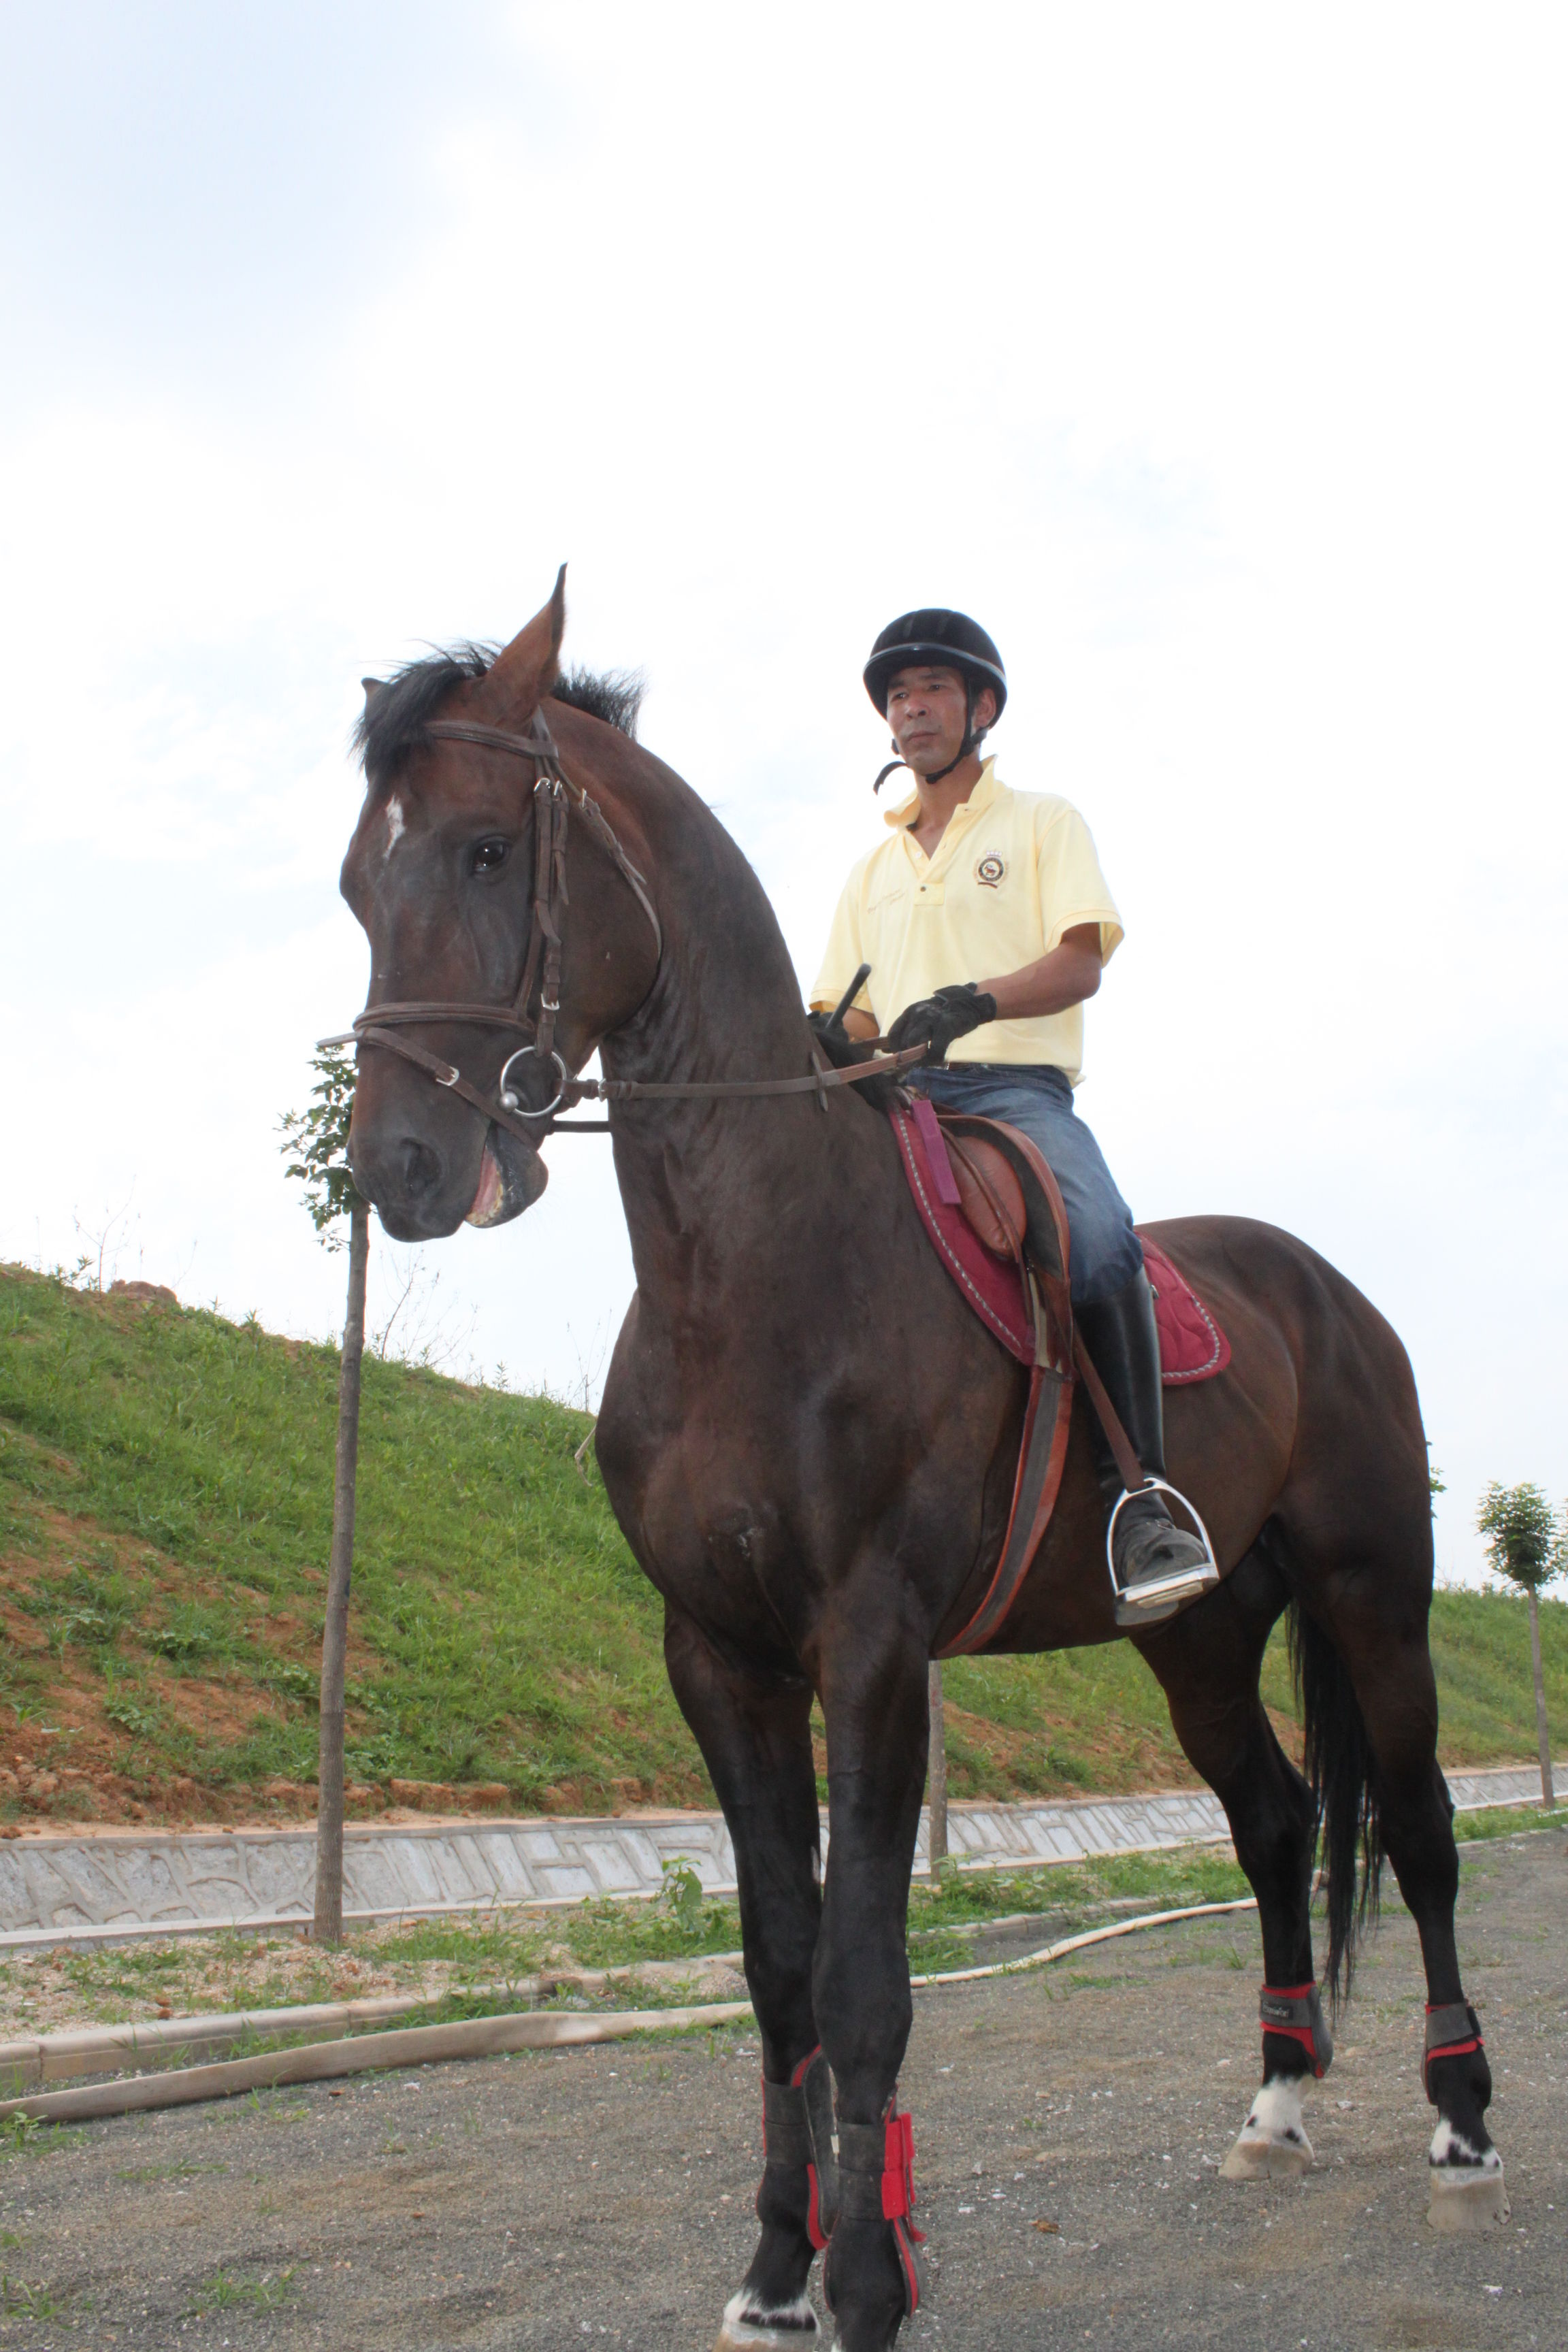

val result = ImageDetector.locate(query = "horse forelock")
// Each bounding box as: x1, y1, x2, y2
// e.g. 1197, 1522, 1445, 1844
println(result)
353, 643, 646, 790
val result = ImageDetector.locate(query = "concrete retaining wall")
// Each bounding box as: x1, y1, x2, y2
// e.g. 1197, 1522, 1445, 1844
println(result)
0, 1763, 1554, 1950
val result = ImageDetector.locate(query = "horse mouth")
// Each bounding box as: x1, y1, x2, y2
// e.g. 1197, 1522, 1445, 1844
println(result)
466, 1128, 549, 1228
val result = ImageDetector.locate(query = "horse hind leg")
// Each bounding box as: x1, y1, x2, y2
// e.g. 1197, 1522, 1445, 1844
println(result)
662, 1612, 830, 2347
1132, 1545, 1326, 2180
1212, 1717, 1327, 2185
1292, 1549, 1508, 2230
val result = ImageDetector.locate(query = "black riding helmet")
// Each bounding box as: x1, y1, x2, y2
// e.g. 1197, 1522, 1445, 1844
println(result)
864, 608, 1007, 789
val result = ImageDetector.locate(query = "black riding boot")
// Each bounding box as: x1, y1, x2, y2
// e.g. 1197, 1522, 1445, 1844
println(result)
1075, 1268, 1219, 1627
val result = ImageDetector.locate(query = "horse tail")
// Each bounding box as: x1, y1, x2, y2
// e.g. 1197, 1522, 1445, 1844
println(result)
1288, 1597, 1384, 2012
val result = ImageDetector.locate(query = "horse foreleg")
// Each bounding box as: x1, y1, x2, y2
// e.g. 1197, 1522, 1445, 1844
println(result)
1134, 1553, 1326, 2180
662, 1609, 829, 2349
813, 1597, 930, 2352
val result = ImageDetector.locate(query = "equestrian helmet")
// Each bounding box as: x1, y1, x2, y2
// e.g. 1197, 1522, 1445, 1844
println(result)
863, 608, 1007, 721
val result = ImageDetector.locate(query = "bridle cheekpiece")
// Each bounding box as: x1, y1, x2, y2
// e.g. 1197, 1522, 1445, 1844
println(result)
322, 704, 924, 1143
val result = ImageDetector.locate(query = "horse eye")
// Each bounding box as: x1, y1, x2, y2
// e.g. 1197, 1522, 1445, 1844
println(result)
472, 838, 510, 875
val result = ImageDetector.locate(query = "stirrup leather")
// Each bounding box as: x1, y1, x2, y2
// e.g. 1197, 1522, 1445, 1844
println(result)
1105, 1476, 1220, 1614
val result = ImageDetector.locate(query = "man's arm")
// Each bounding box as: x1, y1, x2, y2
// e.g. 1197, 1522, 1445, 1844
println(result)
846, 924, 1101, 1043
978, 922, 1103, 1020
851, 921, 1102, 1052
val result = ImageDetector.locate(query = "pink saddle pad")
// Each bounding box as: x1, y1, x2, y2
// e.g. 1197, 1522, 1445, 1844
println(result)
1139, 1237, 1231, 1384
892, 1105, 1230, 1385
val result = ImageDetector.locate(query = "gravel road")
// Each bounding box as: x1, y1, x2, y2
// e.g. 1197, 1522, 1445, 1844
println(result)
1, 1828, 1563, 2350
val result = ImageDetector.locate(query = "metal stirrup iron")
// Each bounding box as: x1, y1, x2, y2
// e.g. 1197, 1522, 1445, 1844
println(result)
1104, 1478, 1220, 1615
1070, 1327, 1218, 1615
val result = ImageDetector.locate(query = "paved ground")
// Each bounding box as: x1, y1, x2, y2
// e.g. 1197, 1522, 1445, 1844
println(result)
1, 1829, 1563, 2350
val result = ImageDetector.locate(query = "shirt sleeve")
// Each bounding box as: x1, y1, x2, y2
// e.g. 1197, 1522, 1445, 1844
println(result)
809, 868, 873, 1014
1036, 803, 1124, 964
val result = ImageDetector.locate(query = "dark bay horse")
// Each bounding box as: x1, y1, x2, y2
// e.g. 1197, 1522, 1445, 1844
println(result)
338, 581, 1505, 2350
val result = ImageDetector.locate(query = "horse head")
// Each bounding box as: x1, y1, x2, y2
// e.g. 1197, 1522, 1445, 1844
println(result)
338, 572, 661, 1241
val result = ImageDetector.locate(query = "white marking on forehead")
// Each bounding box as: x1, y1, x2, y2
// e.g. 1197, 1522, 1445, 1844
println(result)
383, 795, 406, 860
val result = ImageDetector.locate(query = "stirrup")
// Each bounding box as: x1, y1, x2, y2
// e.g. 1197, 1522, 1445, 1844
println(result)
1106, 1477, 1220, 1616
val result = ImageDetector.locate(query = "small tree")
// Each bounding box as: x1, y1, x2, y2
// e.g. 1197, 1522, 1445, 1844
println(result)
280, 1045, 370, 1942
1476, 1482, 1567, 1808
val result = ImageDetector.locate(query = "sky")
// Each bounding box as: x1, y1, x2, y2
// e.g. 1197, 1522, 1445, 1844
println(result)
1, 2, 1565, 1584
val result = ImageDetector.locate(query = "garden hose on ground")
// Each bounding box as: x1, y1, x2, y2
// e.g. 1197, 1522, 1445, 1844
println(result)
0, 1899, 1258, 2128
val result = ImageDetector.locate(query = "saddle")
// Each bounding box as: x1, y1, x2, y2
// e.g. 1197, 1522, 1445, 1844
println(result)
890, 1098, 1230, 1656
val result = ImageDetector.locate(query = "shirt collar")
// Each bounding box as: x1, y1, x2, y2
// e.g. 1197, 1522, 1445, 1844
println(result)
883, 757, 1001, 832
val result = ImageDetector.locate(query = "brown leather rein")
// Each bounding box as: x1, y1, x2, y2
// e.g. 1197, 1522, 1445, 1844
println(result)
321, 708, 926, 1145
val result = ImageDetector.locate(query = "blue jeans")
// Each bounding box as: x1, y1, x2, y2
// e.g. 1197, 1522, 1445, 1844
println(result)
909, 1063, 1142, 1306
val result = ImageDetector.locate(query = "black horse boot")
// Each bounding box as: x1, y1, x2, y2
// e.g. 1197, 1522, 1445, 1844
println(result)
1076, 1268, 1220, 1627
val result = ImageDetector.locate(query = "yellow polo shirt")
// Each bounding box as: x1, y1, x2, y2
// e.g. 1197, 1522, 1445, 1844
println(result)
809, 762, 1122, 1081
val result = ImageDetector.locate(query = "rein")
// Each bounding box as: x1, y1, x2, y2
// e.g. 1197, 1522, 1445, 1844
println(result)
323, 707, 925, 1143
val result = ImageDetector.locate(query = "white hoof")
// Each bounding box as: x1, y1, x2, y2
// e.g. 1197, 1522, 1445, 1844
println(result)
715, 2289, 821, 2349
1220, 2076, 1315, 2180
1426, 2125, 1508, 2232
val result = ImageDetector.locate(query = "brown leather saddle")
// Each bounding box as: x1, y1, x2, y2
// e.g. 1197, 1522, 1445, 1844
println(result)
926, 1111, 1077, 1656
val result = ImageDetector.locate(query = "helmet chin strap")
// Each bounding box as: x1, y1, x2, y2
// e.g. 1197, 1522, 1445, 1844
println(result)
872, 687, 980, 793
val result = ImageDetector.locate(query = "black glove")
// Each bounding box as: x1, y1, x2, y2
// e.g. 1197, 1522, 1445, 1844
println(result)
806, 1009, 862, 1068
805, 1009, 902, 1113
885, 983, 998, 1066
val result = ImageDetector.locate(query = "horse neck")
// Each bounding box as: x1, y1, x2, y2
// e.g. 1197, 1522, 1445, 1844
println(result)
590, 761, 873, 1286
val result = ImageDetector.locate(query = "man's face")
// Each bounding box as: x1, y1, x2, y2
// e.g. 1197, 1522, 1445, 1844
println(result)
886, 664, 995, 778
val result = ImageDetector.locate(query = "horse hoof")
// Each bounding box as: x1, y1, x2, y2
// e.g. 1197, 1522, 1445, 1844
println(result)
1220, 2132, 1313, 2180
714, 2291, 821, 2349
1427, 2156, 1509, 2233
1219, 2078, 1314, 2178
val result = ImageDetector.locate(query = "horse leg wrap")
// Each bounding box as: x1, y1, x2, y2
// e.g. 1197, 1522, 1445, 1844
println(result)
760, 2048, 838, 2250
832, 2105, 927, 2317
1421, 1999, 1507, 2228
1422, 2002, 1484, 2100
1258, 1980, 1334, 2078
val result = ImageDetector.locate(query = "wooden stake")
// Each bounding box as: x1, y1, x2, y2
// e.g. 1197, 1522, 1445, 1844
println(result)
314, 1195, 369, 1943
1527, 1586, 1555, 1809
927, 1659, 949, 1870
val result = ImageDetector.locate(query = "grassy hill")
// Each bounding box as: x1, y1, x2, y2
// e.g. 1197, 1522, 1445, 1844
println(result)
1, 1264, 1563, 1827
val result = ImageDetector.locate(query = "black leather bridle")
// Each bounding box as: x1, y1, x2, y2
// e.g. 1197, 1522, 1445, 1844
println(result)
323, 706, 921, 1143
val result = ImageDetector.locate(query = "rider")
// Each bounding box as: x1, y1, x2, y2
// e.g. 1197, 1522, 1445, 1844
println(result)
808, 608, 1219, 1626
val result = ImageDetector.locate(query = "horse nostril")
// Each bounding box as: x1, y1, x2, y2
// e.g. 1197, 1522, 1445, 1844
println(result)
400, 1138, 444, 1199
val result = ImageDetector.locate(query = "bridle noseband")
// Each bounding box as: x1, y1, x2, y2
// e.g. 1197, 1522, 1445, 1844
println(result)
323, 704, 924, 1147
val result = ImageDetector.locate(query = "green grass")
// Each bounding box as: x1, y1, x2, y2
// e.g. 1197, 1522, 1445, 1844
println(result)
0, 1264, 700, 1813
0, 2271, 72, 2323
183, 2268, 295, 2318
1, 1262, 1565, 1819
1456, 1801, 1568, 1840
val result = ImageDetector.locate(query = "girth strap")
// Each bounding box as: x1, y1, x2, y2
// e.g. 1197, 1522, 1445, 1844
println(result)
1258, 1981, 1334, 2078
925, 1111, 1075, 1658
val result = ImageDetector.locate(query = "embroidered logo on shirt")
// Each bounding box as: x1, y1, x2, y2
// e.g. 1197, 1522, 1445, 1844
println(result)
975, 852, 1007, 889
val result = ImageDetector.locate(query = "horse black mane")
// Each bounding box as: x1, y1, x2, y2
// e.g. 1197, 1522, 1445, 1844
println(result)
355, 644, 645, 780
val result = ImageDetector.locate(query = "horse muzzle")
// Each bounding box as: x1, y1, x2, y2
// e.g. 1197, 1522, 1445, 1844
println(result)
348, 1105, 547, 1243
465, 1126, 549, 1228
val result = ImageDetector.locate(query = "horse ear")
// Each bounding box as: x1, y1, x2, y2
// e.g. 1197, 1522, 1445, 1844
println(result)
361, 678, 387, 709
485, 565, 568, 716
